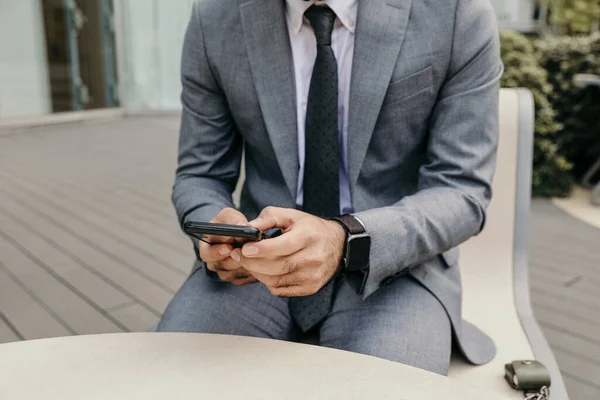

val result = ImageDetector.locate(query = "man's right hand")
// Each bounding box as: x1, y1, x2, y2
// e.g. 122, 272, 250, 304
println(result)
199, 208, 258, 286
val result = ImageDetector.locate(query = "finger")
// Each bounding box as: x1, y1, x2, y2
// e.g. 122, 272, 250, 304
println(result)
260, 278, 321, 298
248, 207, 299, 232
212, 207, 248, 225
230, 275, 258, 287
217, 269, 252, 283
241, 228, 310, 259
234, 251, 301, 276
207, 262, 225, 272
207, 209, 250, 245
218, 257, 243, 272
199, 242, 234, 263
252, 271, 304, 288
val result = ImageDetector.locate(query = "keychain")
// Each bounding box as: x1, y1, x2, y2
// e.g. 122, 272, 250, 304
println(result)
505, 360, 551, 400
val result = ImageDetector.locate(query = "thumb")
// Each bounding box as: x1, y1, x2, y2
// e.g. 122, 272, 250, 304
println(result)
248, 207, 298, 231
215, 207, 248, 225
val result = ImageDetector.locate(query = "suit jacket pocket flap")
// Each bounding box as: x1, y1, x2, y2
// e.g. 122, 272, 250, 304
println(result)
385, 65, 433, 104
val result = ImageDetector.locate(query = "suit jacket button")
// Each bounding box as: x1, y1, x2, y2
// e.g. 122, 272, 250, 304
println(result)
380, 277, 395, 287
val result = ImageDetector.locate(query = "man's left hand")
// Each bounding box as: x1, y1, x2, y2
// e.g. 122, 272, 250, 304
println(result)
229, 207, 346, 297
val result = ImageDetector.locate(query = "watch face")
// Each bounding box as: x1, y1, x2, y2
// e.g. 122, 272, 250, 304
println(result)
347, 235, 370, 271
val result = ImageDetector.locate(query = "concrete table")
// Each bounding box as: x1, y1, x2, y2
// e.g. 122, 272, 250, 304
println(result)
0, 333, 513, 400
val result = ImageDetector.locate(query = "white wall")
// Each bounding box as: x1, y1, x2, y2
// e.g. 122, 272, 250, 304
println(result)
0, 0, 51, 119
489, 0, 537, 30
114, 0, 196, 111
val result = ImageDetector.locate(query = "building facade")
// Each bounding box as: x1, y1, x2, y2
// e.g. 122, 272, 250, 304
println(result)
0, 0, 537, 121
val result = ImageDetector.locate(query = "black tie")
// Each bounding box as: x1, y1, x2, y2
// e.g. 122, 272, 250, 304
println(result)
290, 5, 339, 333
302, 5, 340, 218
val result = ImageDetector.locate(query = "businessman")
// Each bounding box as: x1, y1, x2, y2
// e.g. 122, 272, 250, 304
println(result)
158, 0, 503, 375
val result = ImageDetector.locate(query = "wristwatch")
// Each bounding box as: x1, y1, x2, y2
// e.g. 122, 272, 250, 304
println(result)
330, 214, 371, 272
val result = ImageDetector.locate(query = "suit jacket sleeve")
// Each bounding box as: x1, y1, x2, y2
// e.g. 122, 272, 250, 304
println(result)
353, 0, 504, 298
172, 2, 242, 228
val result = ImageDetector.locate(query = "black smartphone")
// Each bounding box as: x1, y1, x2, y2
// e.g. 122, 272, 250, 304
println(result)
183, 221, 282, 245
184, 221, 261, 244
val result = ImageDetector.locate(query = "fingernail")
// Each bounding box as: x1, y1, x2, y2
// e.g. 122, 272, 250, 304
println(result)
219, 246, 230, 256
231, 251, 240, 263
243, 246, 258, 257
236, 221, 246, 226
250, 218, 262, 225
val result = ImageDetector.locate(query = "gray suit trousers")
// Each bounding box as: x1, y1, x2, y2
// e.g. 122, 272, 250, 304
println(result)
157, 266, 452, 375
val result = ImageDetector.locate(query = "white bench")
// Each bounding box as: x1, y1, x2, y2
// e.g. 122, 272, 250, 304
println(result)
449, 89, 568, 399
233, 88, 568, 399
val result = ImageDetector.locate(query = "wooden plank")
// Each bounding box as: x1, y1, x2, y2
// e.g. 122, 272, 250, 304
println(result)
553, 349, 600, 391
0, 169, 191, 272
1, 164, 176, 223
531, 291, 600, 326
1, 130, 176, 211
530, 279, 600, 311
0, 313, 22, 344
0, 266, 71, 340
530, 237, 600, 259
529, 269, 600, 297
0, 198, 172, 315
530, 219, 600, 246
1, 135, 174, 209
532, 307, 600, 346
8, 168, 190, 256
0, 191, 186, 292
0, 325, 20, 344
530, 260, 600, 288
0, 166, 180, 242
531, 286, 600, 315
543, 328, 600, 362
529, 268, 583, 288
0, 210, 132, 310
530, 227, 600, 259
4, 120, 176, 203
563, 374, 600, 400
531, 241, 600, 265
0, 234, 125, 335
39, 160, 174, 206
109, 303, 160, 333
530, 221, 600, 247
12, 146, 174, 211
530, 250, 600, 281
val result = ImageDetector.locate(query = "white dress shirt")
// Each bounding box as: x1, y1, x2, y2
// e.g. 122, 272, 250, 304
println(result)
285, 0, 358, 215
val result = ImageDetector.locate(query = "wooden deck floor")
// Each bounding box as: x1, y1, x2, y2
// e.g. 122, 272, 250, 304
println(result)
0, 117, 599, 399
529, 200, 600, 399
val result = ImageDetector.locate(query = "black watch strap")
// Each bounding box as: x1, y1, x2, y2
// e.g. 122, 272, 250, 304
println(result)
331, 214, 365, 235
329, 214, 370, 295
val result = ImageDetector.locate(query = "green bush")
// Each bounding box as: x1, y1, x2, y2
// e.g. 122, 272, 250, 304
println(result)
500, 30, 574, 197
535, 33, 600, 179
549, 0, 600, 35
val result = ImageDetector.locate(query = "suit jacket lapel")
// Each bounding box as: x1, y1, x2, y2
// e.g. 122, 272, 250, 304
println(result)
240, 0, 298, 199
348, 0, 412, 190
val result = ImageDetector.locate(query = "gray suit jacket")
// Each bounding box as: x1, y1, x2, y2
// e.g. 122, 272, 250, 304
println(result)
173, 0, 503, 365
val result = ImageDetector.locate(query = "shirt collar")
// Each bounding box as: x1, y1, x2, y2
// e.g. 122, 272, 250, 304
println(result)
285, 0, 358, 34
